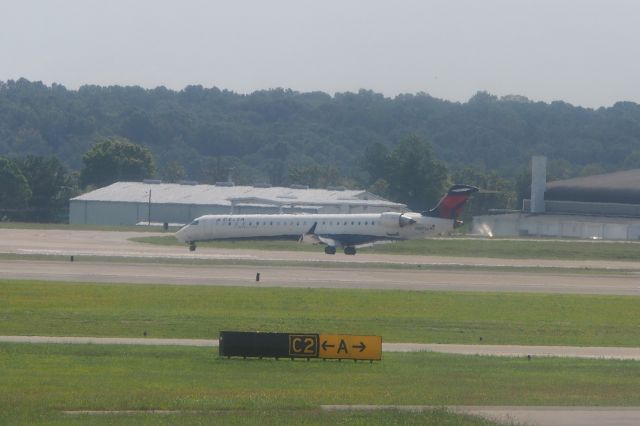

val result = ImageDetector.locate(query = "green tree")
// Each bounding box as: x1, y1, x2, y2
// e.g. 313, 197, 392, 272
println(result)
80, 138, 156, 188
160, 161, 186, 183
451, 167, 516, 219
362, 142, 389, 183
16, 156, 77, 222
367, 178, 390, 198
385, 135, 448, 211
0, 157, 32, 219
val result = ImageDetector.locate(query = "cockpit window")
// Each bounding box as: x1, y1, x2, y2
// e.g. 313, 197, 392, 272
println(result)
190, 220, 199, 225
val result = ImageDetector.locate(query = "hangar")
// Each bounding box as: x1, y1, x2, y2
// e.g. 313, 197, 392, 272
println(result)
69, 181, 406, 226
473, 157, 640, 240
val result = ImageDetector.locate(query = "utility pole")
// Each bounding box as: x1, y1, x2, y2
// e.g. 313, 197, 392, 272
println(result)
148, 189, 152, 226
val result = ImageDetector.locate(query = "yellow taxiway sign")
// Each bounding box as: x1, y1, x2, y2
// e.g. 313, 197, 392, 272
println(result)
318, 334, 382, 360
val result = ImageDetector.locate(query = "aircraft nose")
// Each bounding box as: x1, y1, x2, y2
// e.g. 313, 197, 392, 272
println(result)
175, 225, 189, 243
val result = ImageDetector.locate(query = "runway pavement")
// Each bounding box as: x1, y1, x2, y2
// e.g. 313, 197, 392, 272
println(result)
3, 228, 640, 270
2, 229, 640, 295
2, 258, 640, 294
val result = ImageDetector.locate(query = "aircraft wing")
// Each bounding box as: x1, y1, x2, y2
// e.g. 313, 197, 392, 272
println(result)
300, 222, 396, 248
299, 223, 340, 246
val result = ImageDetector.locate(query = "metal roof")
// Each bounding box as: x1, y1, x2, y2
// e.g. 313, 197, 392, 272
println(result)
71, 181, 405, 208
546, 169, 640, 205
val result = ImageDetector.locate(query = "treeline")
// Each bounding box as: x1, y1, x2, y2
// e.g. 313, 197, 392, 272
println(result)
2, 78, 640, 221
0, 156, 76, 222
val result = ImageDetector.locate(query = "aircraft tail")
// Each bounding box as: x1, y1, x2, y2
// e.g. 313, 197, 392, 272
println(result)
422, 184, 479, 220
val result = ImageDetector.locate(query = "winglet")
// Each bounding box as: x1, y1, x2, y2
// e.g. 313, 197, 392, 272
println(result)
299, 222, 321, 244
306, 222, 317, 235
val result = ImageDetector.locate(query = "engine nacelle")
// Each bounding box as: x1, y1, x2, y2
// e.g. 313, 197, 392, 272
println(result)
379, 212, 416, 228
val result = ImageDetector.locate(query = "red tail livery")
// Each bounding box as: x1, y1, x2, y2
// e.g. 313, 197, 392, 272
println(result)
422, 184, 479, 220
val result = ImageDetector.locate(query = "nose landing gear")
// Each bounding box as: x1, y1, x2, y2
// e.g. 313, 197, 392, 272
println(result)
189, 242, 197, 252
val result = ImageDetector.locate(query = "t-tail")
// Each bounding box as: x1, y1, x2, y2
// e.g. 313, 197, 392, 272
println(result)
421, 184, 479, 226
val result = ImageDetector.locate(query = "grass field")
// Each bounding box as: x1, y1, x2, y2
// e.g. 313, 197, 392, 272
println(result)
10, 409, 501, 426
1, 344, 639, 425
3, 280, 640, 346
131, 235, 640, 261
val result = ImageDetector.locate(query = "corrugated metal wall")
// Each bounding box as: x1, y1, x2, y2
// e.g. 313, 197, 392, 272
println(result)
69, 200, 232, 225
473, 213, 640, 240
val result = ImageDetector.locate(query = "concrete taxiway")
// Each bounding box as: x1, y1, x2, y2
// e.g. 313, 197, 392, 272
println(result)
3, 335, 640, 360
323, 405, 640, 426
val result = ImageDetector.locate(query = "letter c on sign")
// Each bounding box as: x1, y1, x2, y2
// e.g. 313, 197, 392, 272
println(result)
292, 337, 303, 353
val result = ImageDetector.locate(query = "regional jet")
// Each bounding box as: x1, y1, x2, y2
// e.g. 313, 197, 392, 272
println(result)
175, 184, 478, 255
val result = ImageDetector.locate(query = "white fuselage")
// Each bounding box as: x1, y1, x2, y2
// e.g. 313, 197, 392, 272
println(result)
175, 212, 454, 247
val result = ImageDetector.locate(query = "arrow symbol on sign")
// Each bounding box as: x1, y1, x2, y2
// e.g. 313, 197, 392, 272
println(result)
322, 341, 335, 351
352, 341, 366, 352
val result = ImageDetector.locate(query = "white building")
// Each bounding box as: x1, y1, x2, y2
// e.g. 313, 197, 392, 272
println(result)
69, 181, 406, 226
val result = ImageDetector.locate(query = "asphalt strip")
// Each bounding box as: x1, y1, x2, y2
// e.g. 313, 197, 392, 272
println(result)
59, 407, 640, 426
2, 336, 639, 360
321, 406, 640, 426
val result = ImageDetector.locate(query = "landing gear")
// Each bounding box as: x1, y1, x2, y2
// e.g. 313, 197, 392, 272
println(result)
344, 246, 356, 255
189, 242, 197, 252
324, 246, 336, 255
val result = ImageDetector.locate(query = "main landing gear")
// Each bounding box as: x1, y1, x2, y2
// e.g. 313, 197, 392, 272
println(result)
324, 246, 356, 255
189, 242, 197, 252
343, 246, 356, 255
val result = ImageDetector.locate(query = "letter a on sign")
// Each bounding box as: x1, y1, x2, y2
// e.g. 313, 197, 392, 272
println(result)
318, 334, 382, 361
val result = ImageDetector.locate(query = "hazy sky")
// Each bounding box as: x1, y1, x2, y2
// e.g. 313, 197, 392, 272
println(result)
1, 0, 639, 108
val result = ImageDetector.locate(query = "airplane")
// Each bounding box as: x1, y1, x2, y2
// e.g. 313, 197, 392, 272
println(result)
175, 184, 478, 255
